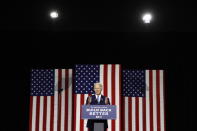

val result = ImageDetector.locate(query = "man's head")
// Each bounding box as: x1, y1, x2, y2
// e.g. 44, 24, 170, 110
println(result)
93, 83, 103, 95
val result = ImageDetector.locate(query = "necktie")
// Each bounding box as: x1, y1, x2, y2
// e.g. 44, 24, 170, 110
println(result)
97, 95, 100, 103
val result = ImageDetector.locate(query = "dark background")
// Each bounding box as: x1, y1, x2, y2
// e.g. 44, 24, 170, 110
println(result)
0, 0, 196, 31
0, 0, 194, 130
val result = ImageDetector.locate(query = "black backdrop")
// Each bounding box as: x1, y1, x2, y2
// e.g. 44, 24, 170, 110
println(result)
1, 31, 193, 131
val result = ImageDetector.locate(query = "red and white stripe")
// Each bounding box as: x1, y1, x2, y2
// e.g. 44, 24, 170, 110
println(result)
122, 70, 166, 131
29, 69, 73, 131
72, 64, 121, 131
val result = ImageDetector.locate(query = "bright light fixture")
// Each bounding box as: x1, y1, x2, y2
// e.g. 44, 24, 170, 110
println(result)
50, 11, 59, 19
142, 13, 152, 23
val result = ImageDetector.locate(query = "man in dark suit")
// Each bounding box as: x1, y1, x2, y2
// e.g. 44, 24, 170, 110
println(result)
86, 83, 110, 131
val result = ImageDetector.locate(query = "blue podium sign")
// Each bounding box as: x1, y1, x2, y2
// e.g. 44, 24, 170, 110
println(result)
81, 105, 116, 120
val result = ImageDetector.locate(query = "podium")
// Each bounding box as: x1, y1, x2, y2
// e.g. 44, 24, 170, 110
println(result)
81, 105, 116, 131
94, 123, 104, 131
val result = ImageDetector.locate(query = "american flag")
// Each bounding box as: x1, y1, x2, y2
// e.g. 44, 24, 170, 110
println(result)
122, 70, 166, 131
73, 64, 121, 131
29, 67, 166, 131
29, 69, 73, 131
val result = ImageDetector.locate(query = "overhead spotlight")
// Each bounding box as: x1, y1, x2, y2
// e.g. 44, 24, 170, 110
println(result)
50, 10, 59, 19
142, 13, 152, 24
